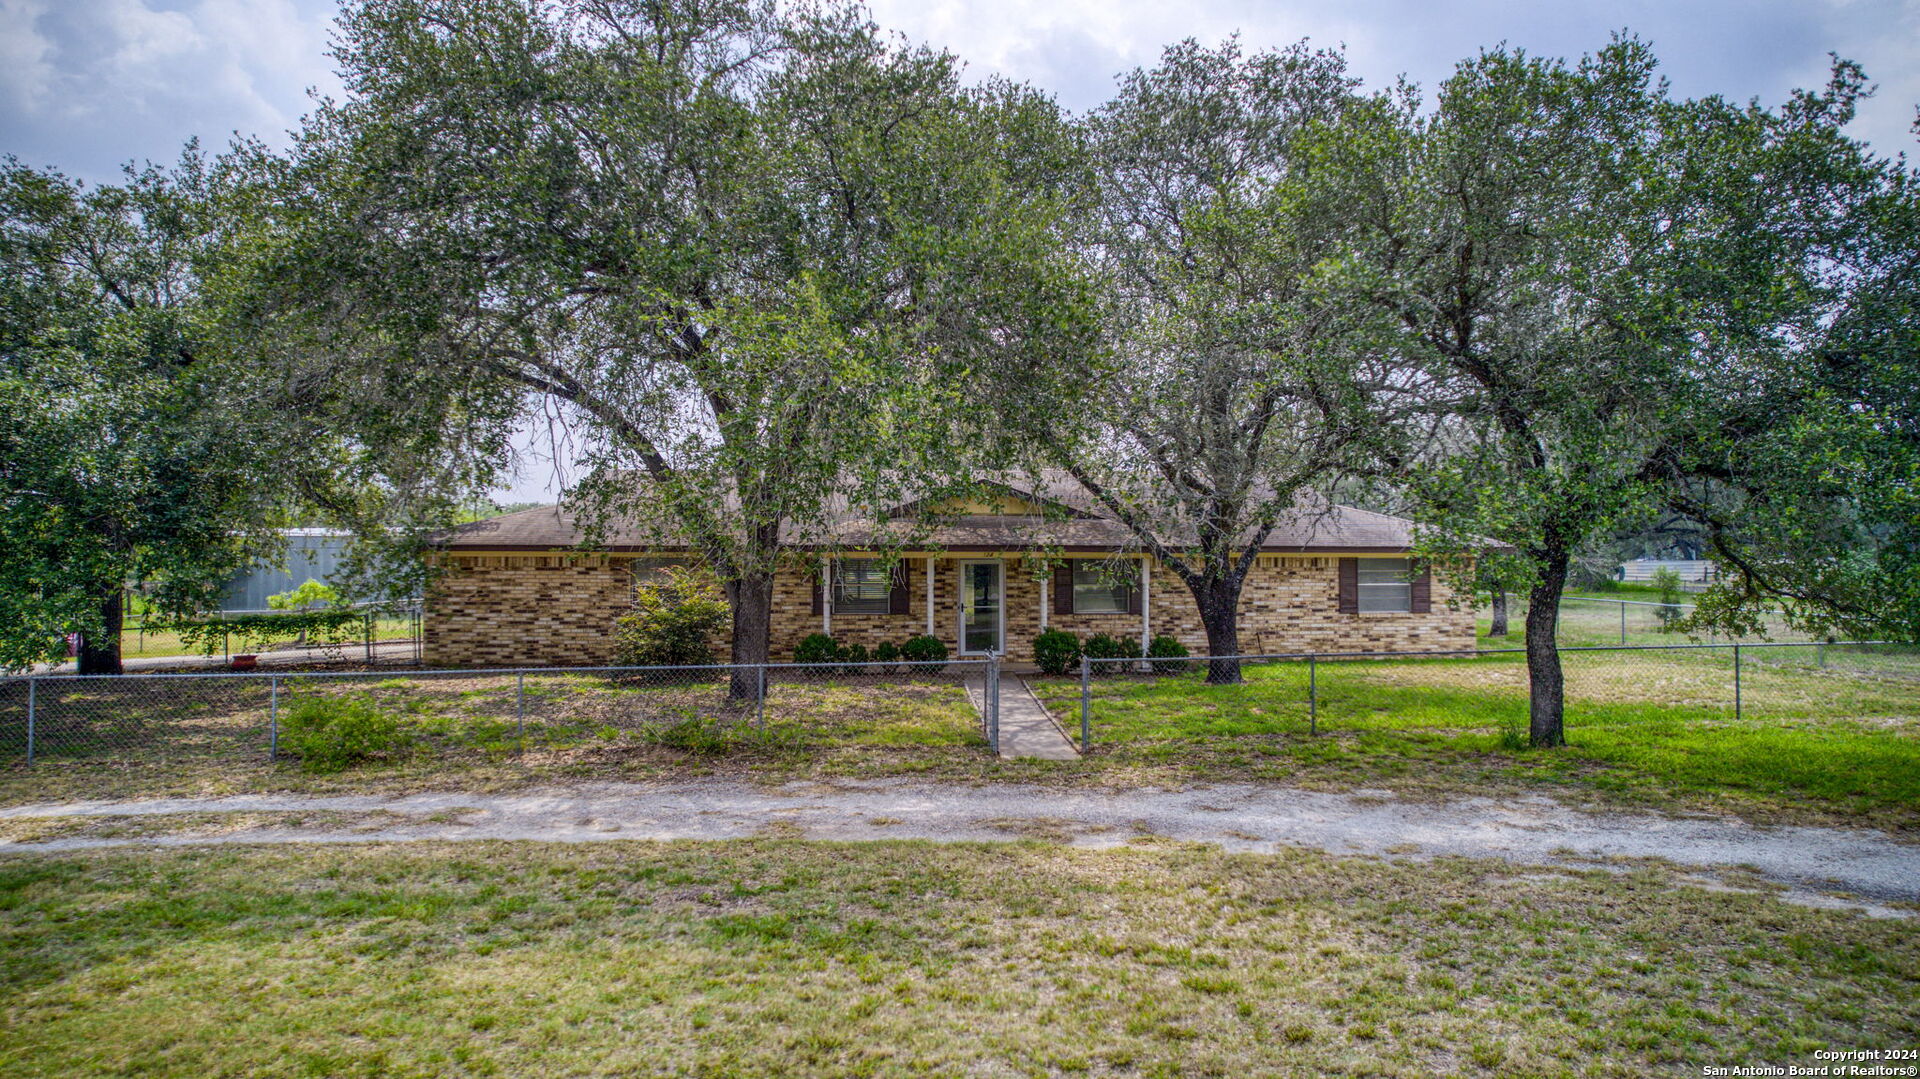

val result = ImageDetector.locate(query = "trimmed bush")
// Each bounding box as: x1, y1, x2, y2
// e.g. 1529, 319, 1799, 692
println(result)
1146, 634, 1191, 674
280, 695, 410, 773
794, 632, 840, 665
842, 642, 871, 672
614, 567, 729, 667
874, 640, 901, 674
1032, 629, 1082, 675
1081, 633, 1139, 671
899, 634, 948, 671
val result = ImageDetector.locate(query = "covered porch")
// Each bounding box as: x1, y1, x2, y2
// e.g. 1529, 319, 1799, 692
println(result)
804, 553, 1157, 663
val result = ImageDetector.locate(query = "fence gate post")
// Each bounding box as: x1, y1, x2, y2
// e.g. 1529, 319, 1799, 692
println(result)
1619, 602, 1626, 645
989, 653, 1000, 753
516, 670, 526, 747
25, 677, 35, 768
1308, 655, 1318, 737
365, 614, 373, 664
269, 675, 279, 761
1079, 654, 1091, 750
756, 664, 767, 730
1733, 644, 1742, 722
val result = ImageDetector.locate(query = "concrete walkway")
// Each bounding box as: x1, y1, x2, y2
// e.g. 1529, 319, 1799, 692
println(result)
964, 674, 1080, 759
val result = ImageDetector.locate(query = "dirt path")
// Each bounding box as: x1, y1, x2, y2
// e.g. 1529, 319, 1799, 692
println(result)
3, 779, 1914, 915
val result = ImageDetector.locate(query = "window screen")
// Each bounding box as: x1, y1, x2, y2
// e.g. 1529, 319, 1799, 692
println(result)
833, 559, 891, 613
1071, 561, 1133, 614
629, 557, 687, 592
1356, 557, 1413, 612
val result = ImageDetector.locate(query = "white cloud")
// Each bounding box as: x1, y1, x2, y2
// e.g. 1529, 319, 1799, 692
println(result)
0, 0, 340, 179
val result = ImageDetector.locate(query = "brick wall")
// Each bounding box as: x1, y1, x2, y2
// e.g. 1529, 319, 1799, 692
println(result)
424, 552, 1475, 667
423, 553, 632, 667
1142, 556, 1475, 657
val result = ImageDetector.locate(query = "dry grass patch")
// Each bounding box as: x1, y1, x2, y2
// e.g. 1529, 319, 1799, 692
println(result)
0, 840, 1914, 1077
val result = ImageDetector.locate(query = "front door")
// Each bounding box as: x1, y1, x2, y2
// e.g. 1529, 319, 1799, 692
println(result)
958, 560, 1003, 655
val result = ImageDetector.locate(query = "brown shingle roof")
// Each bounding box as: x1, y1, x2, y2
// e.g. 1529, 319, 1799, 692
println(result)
439, 474, 1461, 554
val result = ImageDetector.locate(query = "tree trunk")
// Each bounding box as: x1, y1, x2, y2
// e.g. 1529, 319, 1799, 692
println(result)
1523, 556, 1567, 747
1489, 587, 1508, 638
726, 569, 775, 702
77, 587, 125, 676
1188, 576, 1243, 685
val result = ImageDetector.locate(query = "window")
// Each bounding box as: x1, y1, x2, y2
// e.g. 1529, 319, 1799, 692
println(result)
833, 559, 891, 613
629, 557, 687, 594
1356, 557, 1414, 613
1071, 561, 1133, 614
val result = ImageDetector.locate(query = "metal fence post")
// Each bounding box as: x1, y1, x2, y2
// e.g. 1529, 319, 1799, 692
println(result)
986, 652, 1000, 754
1308, 654, 1318, 736
1079, 654, 1091, 750
516, 670, 526, 746
269, 675, 279, 761
1619, 602, 1626, 645
756, 664, 767, 730
25, 677, 34, 768
1733, 644, 1742, 722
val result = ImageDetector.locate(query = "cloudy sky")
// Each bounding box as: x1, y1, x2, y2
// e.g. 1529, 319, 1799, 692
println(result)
5, 0, 1916, 500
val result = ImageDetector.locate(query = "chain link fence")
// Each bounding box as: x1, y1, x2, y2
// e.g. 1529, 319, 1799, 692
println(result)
1038, 641, 1920, 752
7, 641, 1916, 789
0, 657, 998, 779
114, 600, 424, 670
1481, 594, 1810, 647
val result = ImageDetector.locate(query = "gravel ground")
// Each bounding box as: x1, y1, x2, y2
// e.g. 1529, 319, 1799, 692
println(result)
3, 778, 1914, 915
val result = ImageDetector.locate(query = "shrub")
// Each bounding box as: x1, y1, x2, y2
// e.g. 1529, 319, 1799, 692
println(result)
280, 695, 410, 773
614, 567, 729, 667
266, 580, 340, 611
874, 640, 901, 674
841, 642, 871, 672
1146, 634, 1191, 674
1032, 629, 1082, 675
899, 634, 948, 671
794, 632, 840, 665
1081, 633, 1139, 672
1651, 567, 1685, 631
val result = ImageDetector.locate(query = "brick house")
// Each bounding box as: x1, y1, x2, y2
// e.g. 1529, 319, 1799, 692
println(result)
424, 478, 1475, 667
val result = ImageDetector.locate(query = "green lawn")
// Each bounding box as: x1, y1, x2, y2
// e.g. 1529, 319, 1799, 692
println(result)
1030, 647, 1920, 827
118, 616, 416, 660
1, 840, 1913, 1077
1481, 596, 1808, 649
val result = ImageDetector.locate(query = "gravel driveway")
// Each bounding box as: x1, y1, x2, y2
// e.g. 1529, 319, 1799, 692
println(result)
4, 779, 1914, 915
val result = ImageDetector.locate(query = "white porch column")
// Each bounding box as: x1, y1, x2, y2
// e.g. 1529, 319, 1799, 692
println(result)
924, 556, 935, 638
821, 561, 832, 636
1039, 565, 1049, 631
1140, 555, 1151, 653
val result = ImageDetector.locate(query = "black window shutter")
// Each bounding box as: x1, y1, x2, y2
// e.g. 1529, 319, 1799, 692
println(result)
1052, 563, 1073, 615
1337, 558, 1358, 614
1410, 560, 1432, 613
889, 562, 911, 615
811, 568, 824, 616
1127, 562, 1143, 615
